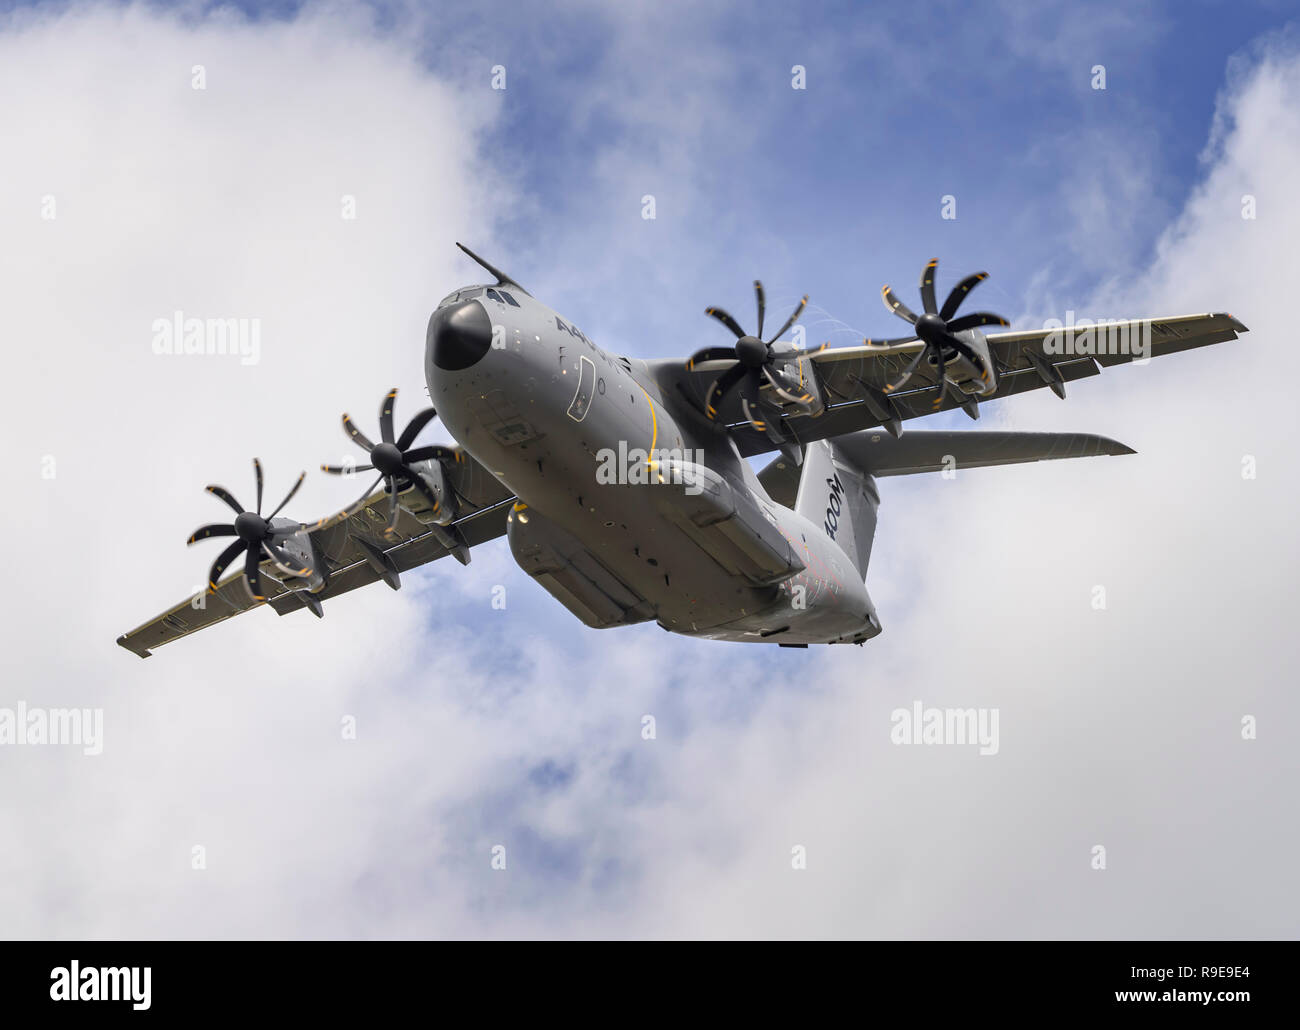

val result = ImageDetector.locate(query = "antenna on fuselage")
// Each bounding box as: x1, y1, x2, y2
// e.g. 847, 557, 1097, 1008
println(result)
454, 242, 531, 296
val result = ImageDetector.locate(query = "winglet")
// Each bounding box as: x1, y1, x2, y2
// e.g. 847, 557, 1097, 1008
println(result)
116, 633, 152, 658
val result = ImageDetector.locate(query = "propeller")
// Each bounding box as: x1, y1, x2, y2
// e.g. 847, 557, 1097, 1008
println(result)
870, 259, 1009, 410
686, 281, 817, 451
322, 388, 458, 537
187, 458, 314, 602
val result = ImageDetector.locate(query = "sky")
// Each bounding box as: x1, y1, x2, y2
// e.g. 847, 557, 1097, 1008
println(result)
0, 0, 1297, 938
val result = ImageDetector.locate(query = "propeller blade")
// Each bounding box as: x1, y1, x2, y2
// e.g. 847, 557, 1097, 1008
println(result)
325, 474, 385, 530
761, 364, 815, 412
739, 395, 766, 432
741, 396, 788, 445
764, 295, 808, 344
705, 362, 748, 420
863, 335, 920, 347
705, 306, 747, 339
402, 445, 458, 464
939, 271, 989, 320
403, 465, 444, 518
919, 259, 939, 315
768, 339, 816, 361
930, 368, 948, 411
379, 388, 397, 445
294, 473, 385, 535
263, 541, 312, 579
187, 523, 237, 546
253, 458, 264, 515
265, 470, 306, 520
341, 414, 376, 453
686, 346, 741, 372
205, 485, 245, 517
243, 547, 265, 602
938, 332, 979, 362
753, 280, 766, 339
207, 539, 245, 594
882, 345, 930, 394
881, 285, 919, 326
321, 463, 375, 475
396, 407, 438, 450
946, 311, 1009, 333
384, 479, 401, 537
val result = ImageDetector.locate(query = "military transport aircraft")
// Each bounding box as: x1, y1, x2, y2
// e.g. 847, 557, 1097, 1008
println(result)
117, 245, 1247, 655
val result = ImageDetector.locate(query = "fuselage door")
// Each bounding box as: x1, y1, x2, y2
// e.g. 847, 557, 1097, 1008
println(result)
567, 355, 597, 422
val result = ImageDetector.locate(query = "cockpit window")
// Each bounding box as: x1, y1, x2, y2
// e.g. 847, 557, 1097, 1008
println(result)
499, 291, 521, 307
436, 286, 488, 309
485, 288, 504, 304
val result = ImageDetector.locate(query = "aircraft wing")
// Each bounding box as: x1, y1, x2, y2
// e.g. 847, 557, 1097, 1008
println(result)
116, 451, 514, 658
664, 312, 1247, 457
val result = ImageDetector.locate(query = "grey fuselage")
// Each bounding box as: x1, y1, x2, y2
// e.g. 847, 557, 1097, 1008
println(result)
424, 284, 879, 645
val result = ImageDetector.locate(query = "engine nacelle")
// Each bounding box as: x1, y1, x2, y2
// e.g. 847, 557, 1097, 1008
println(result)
945, 330, 998, 396
264, 519, 326, 593
396, 460, 457, 526
764, 353, 828, 416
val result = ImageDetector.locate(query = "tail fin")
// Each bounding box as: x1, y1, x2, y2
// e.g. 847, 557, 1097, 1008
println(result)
795, 439, 879, 577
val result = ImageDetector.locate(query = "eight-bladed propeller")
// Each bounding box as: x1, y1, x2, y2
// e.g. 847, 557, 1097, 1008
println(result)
322, 388, 457, 537
869, 259, 1009, 409
187, 458, 314, 602
686, 282, 815, 454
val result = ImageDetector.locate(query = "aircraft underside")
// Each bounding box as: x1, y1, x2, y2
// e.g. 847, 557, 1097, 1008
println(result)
116, 247, 1246, 657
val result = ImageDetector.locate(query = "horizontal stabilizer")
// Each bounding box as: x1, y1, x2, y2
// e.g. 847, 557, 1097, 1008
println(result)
759, 430, 1133, 504
831, 430, 1134, 477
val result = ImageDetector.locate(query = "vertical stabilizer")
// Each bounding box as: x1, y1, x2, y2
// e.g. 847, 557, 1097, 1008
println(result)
795, 439, 879, 577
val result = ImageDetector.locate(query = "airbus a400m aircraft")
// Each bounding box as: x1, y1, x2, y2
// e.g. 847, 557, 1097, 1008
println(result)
118, 245, 1247, 656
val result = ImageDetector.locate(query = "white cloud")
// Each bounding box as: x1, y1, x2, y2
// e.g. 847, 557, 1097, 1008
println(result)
600, 30, 1300, 939
0, 1, 522, 936
1, 3, 1295, 940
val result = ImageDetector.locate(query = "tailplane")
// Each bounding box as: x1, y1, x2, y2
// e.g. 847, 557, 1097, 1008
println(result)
782, 430, 1136, 578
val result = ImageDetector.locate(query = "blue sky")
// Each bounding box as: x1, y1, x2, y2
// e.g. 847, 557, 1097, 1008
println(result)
53, 0, 1280, 338
1, 0, 1297, 938
406, 0, 1291, 335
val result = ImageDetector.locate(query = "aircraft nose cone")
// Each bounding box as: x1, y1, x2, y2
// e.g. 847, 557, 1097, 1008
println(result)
427, 299, 493, 371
